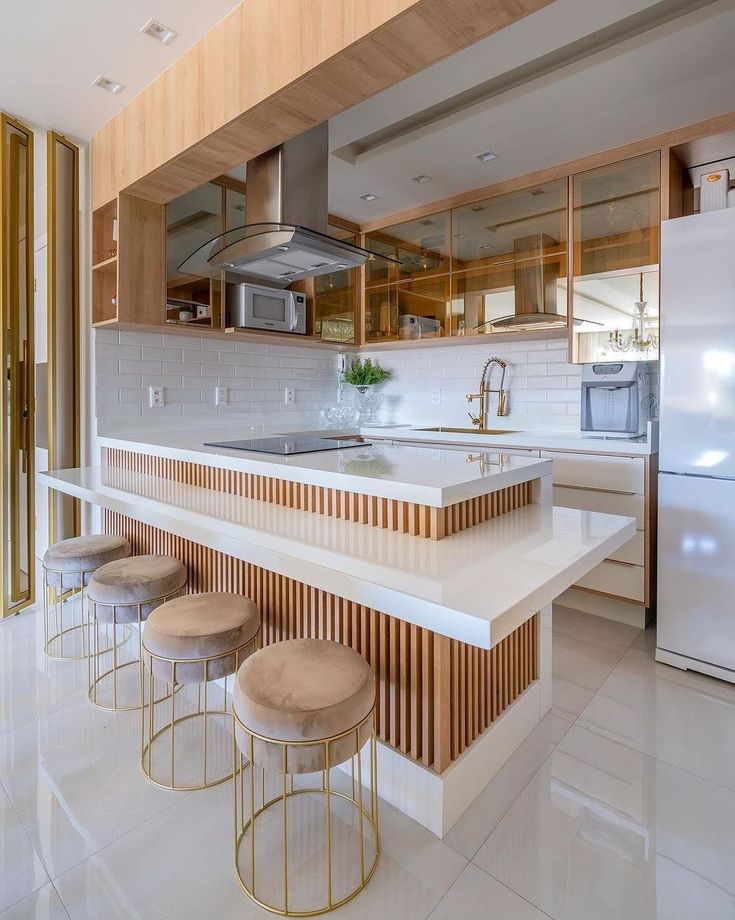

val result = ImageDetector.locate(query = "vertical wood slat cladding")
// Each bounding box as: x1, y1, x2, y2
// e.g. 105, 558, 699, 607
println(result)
103, 448, 532, 540
104, 510, 538, 773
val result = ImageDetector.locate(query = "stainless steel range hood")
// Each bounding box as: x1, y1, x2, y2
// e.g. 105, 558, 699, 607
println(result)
179, 123, 399, 288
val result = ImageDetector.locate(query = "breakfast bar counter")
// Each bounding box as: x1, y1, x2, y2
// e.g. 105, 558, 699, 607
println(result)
41, 432, 634, 836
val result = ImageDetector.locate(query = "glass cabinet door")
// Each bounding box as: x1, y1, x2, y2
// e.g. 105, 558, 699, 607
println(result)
572, 152, 660, 362
314, 226, 357, 343
451, 179, 567, 335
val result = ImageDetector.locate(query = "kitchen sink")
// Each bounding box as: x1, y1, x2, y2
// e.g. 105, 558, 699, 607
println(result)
417, 427, 522, 435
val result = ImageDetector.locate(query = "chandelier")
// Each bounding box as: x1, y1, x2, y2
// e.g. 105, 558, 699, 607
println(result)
607, 273, 658, 355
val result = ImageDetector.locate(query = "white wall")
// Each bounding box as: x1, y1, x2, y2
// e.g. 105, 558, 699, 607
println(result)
361, 338, 659, 430
94, 328, 340, 436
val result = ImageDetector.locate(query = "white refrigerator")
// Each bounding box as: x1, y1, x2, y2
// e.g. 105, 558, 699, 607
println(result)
657, 207, 735, 682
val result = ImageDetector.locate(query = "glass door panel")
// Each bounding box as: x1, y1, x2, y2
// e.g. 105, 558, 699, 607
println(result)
451, 179, 567, 335
572, 152, 660, 362
1, 115, 35, 615
314, 227, 357, 343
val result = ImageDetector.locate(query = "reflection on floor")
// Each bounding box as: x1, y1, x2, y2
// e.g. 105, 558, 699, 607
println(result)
1, 600, 735, 919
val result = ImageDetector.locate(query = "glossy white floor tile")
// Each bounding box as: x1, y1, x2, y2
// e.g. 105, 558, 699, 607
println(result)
0, 784, 49, 912
475, 724, 735, 920
444, 713, 571, 860
0, 695, 181, 878
427, 863, 551, 919
4, 596, 735, 920
578, 645, 735, 793
0, 629, 89, 736
54, 778, 467, 920
0, 883, 70, 919
551, 631, 626, 721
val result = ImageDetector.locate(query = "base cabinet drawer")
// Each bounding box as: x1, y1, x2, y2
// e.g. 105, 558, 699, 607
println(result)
608, 530, 645, 566
553, 485, 645, 529
542, 451, 645, 494
576, 559, 646, 603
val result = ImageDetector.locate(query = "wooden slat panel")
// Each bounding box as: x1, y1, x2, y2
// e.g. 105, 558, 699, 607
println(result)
103, 448, 534, 540
104, 509, 539, 774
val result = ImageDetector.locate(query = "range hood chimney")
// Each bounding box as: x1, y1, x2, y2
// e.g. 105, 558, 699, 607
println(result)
179, 124, 399, 287
488, 233, 566, 330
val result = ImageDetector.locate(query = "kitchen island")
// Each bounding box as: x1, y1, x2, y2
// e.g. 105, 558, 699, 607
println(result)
41, 431, 634, 836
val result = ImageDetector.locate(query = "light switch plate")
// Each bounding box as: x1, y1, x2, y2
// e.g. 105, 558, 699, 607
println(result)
216, 386, 228, 406
149, 386, 165, 408
284, 387, 295, 405
431, 389, 441, 404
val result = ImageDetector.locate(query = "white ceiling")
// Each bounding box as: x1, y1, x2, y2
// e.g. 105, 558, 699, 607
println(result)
328, 0, 735, 223
0, 0, 240, 142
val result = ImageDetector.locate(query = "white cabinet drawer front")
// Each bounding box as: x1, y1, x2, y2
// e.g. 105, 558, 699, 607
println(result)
576, 559, 646, 602
553, 485, 645, 529
608, 530, 645, 566
541, 451, 645, 494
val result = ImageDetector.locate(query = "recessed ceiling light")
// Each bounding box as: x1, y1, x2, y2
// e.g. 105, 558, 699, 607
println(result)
475, 150, 498, 163
412, 174, 432, 184
530, 188, 546, 196
471, 205, 485, 212
419, 219, 434, 227
140, 18, 177, 44
92, 75, 124, 95
360, 193, 378, 202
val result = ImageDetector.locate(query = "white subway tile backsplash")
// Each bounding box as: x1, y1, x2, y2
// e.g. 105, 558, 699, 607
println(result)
120, 359, 163, 375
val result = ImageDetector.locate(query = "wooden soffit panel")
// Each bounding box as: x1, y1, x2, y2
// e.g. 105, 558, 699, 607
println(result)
91, 0, 555, 209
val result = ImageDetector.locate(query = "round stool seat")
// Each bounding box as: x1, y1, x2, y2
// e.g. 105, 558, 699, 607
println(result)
143, 593, 260, 683
234, 639, 375, 773
88, 554, 187, 624
43, 534, 131, 589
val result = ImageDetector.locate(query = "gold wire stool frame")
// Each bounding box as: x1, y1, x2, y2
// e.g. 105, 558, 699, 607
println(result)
88, 586, 186, 712
233, 709, 380, 917
141, 631, 260, 791
42, 565, 94, 661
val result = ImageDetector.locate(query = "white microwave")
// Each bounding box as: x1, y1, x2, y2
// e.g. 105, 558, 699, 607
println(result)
226, 282, 307, 334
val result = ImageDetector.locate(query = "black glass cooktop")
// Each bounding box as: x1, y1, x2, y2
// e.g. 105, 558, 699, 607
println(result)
204, 436, 371, 456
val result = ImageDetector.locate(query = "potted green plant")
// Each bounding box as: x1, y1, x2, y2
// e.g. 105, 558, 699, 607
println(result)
342, 358, 391, 422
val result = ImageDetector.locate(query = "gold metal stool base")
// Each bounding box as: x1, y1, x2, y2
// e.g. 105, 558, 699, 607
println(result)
43, 575, 90, 661
234, 719, 379, 917
88, 589, 184, 712
141, 638, 258, 791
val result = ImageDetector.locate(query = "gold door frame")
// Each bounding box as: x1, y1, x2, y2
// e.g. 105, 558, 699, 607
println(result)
47, 131, 81, 543
0, 113, 35, 617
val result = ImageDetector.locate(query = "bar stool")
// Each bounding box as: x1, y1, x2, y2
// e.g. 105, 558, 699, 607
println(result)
233, 639, 379, 916
87, 554, 187, 711
42, 535, 131, 660
141, 592, 260, 791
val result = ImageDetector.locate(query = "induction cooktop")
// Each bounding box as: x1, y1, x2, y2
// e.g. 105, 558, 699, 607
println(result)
203, 436, 371, 455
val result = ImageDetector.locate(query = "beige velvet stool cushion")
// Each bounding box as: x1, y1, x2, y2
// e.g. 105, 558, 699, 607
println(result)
143, 593, 260, 684
234, 639, 375, 774
87, 555, 187, 624
43, 535, 131, 590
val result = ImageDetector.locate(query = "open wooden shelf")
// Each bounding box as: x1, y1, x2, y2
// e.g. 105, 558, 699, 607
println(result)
92, 255, 118, 274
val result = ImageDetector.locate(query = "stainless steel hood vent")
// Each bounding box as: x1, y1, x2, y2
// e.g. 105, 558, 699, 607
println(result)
179, 123, 400, 288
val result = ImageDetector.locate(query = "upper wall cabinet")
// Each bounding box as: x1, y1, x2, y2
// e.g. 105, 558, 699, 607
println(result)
451, 179, 568, 336
572, 152, 660, 363
314, 225, 358, 344
165, 178, 246, 331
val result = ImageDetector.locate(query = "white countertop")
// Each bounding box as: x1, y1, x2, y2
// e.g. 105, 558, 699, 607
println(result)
358, 420, 659, 457
40, 465, 635, 649
98, 430, 552, 508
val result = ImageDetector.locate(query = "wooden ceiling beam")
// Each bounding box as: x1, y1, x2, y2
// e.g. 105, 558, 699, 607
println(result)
91, 0, 555, 210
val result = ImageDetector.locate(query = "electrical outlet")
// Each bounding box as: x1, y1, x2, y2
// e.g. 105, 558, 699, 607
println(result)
149, 386, 165, 408
284, 387, 296, 405
431, 389, 441, 404
216, 386, 228, 406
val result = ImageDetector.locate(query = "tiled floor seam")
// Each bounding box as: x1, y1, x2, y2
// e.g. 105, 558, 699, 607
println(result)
443, 714, 575, 863
46, 787, 193, 885
468, 861, 558, 919
571, 720, 735, 796
0, 775, 51, 913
